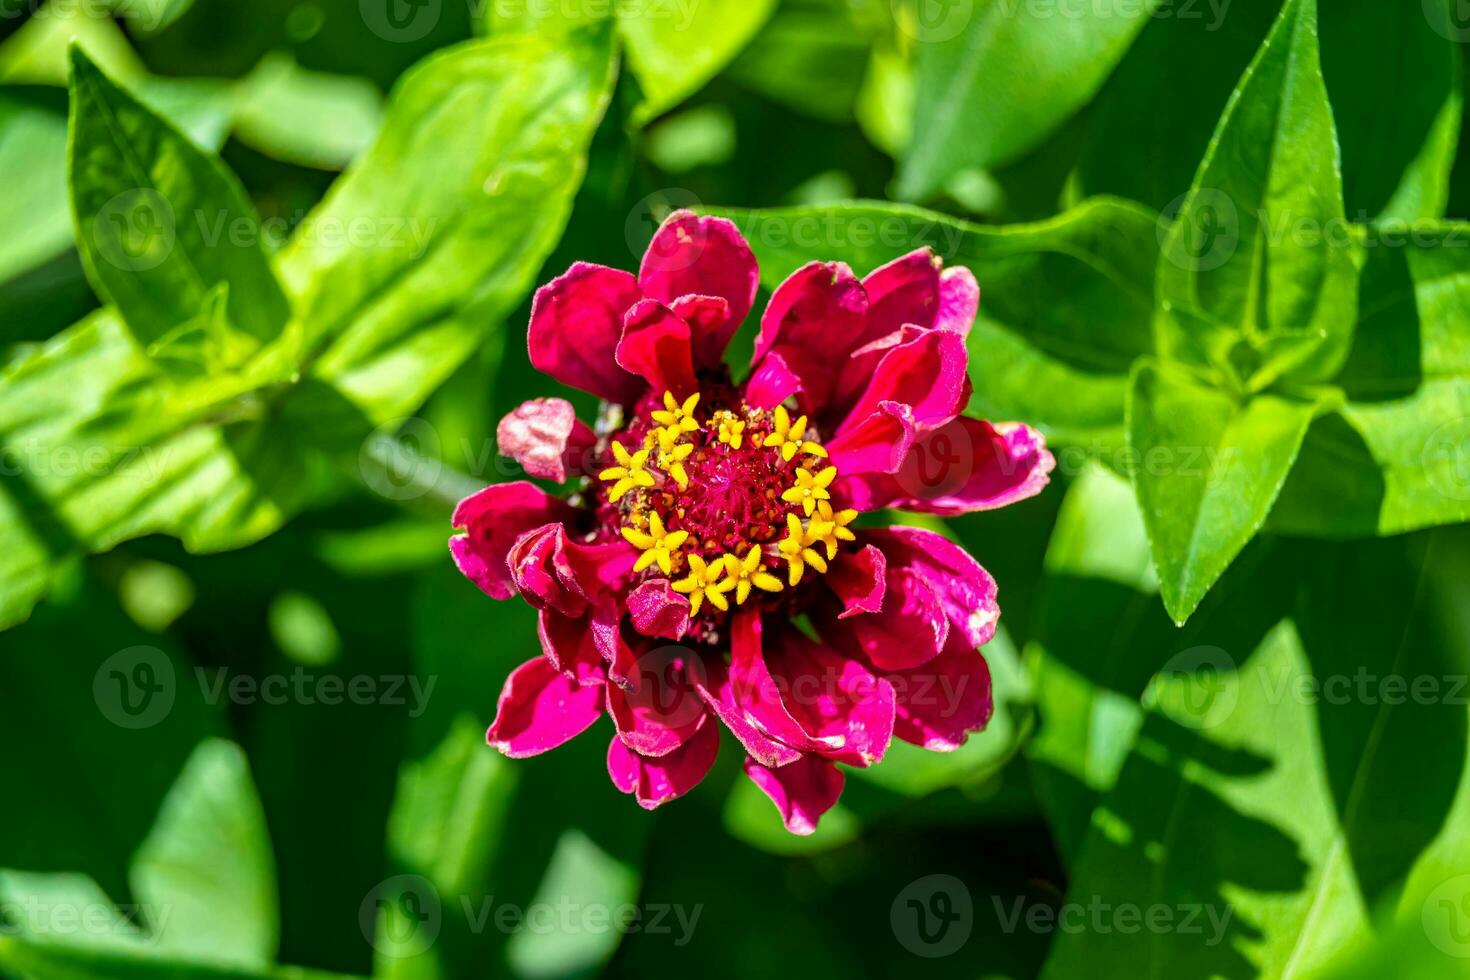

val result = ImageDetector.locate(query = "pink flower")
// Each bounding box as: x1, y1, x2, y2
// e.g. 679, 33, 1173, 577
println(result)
451, 211, 1054, 833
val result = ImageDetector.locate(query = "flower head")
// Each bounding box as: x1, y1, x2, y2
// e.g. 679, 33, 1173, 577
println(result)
451, 211, 1054, 832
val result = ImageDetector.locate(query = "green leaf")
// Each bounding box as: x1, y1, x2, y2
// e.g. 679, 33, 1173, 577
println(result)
1154, 0, 1359, 391
716, 197, 1157, 450
1321, 0, 1461, 223
276, 28, 616, 425
1271, 225, 1470, 538
232, 53, 385, 171
1127, 360, 1326, 623
726, 0, 880, 123
1040, 534, 1470, 978
0, 92, 72, 285
617, 0, 776, 122
68, 48, 290, 353
897, 0, 1158, 201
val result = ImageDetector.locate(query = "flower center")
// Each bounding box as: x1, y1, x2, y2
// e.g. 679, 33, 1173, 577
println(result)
596, 391, 858, 620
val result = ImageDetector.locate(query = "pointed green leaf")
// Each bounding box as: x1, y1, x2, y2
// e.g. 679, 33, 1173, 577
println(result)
1155, 0, 1359, 390
1128, 360, 1326, 623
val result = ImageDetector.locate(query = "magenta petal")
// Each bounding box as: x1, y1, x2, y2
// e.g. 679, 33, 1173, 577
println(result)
826, 400, 917, 476
743, 350, 802, 411
497, 398, 596, 483
607, 651, 708, 757
607, 717, 720, 810
843, 417, 1055, 515
639, 210, 758, 367
450, 483, 577, 600
743, 754, 845, 836
669, 294, 734, 371
487, 657, 605, 758
825, 544, 886, 619
864, 526, 999, 649
830, 567, 950, 671
509, 524, 638, 618
767, 628, 895, 768
691, 653, 802, 768
886, 632, 994, 751
617, 299, 698, 399
863, 248, 943, 337
752, 261, 867, 420
935, 265, 980, 335
730, 611, 845, 754
627, 579, 692, 640
838, 327, 971, 436
528, 262, 645, 404
538, 608, 608, 686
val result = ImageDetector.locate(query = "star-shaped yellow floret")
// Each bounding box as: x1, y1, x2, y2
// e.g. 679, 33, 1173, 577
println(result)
777, 514, 829, 586
721, 547, 784, 605
781, 465, 837, 516
671, 553, 733, 615
621, 511, 689, 575
811, 501, 859, 559
650, 391, 700, 434
763, 405, 827, 462
648, 425, 696, 489
715, 413, 746, 450
598, 440, 656, 502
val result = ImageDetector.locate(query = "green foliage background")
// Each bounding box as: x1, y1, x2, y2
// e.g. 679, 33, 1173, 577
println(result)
3, 0, 1470, 977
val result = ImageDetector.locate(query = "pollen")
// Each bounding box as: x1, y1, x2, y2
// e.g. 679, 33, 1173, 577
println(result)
763, 405, 827, 462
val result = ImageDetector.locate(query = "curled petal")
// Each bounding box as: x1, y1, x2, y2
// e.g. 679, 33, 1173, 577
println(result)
825, 400, 916, 476
752, 260, 867, 420
607, 647, 708, 757
537, 608, 607, 686
825, 567, 949, 671
864, 526, 999, 650
743, 753, 845, 836
497, 398, 596, 482
743, 350, 801, 411
729, 611, 845, 754
528, 262, 644, 404
766, 627, 895, 767
838, 327, 971, 437
825, 544, 886, 619
509, 523, 638, 618
617, 299, 698, 400
449, 483, 577, 600
639, 210, 758, 368
607, 716, 720, 809
487, 657, 605, 758
627, 579, 692, 640
935, 265, 980, 335
690, 653, 802, 768
884, 633, 994, 751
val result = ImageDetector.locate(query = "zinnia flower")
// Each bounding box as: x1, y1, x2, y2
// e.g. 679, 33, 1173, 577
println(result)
450, 211, 1054, 834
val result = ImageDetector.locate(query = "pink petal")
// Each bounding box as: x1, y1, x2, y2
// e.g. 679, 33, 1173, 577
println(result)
824, 544, 886, 619
885, 632, 994, 751
864, 527, 999, 649
825, 400, 917, 476
935, 265, 980, 335
616, 299, 698, 400
729, 610, 845, 754
766, 627, 895, 768
487, 657, 605, 758
751, 261, 867, 421
606, 648, 709, 757
509, 523, 638, 618
743, 350, 801, 411
743, 754, 845, 836
863, 248, 942, 337
839, 417, 1055, 515
689, 653, 803, 768
607, 716, 720, 809
837, 327, 971, 436
496, 398, 596, 483
826, 567, 949, 671
537, 608, 608, 686
627, 579, 692, 640
449, 483, 577, 600
639, 210, 758, 367
528, 262, 645, 404
669, 294, 734, 371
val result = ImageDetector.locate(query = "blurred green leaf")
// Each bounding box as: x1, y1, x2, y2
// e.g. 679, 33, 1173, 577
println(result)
1127, 359, 1327, 624
897, 0, 1158, 201
718, 197, 1156, 450
1154, 0, 1359, 391
727, 0, 877, 123
0, 0, 144, 86
232, 53, 384, 171
617, 0, 776, 123
0, 91, 72, 286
